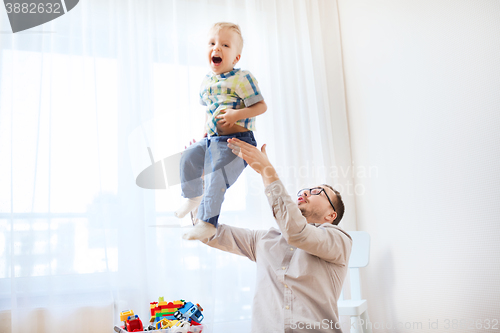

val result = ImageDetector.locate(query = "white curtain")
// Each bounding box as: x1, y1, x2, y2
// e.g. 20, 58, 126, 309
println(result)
0, 1, 354, 332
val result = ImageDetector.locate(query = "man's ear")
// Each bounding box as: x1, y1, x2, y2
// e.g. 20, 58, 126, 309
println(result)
233, 54, 241, 65
325, 211, 337, 224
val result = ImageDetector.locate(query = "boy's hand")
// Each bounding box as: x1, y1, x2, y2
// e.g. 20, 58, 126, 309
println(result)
216, 109, 239, 127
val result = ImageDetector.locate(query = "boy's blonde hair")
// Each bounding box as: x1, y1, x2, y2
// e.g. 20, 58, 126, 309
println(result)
210, 22, 244, 53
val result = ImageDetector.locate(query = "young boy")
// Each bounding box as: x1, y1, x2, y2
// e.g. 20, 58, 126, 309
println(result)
175, 22, 267, 240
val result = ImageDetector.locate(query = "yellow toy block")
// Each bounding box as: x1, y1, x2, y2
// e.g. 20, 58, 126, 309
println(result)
156, 318, 178, 329
120, 310, 134, 322
172, 320, 190, 328
155, 319, 165, 329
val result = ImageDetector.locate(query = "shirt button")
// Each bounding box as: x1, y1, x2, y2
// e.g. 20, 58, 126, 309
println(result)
290, 248, 294, 251
282, 267, 286, 270
284, 284, 288, 288
267, 192, 271, 197
285, 305, 290, 310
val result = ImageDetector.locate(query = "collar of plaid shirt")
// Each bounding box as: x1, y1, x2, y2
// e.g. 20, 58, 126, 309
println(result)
212, 68, 240, 79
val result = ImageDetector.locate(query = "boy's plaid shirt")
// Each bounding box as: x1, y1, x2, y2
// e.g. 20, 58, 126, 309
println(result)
200, 68, 264, 136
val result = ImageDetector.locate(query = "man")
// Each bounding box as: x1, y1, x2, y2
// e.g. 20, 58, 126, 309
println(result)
198, 138, 352, 333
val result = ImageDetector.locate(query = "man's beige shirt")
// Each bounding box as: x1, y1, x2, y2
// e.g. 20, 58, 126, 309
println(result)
203, 179, 352, 332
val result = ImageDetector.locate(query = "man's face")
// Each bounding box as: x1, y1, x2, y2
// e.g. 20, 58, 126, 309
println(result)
207, 28, 241, 75
297, 186, 337, 224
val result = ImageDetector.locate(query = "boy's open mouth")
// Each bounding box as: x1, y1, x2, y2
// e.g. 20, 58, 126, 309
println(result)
212, 56, 222, 64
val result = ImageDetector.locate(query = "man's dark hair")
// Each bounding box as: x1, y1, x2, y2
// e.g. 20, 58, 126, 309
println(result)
322, 184, 345, 225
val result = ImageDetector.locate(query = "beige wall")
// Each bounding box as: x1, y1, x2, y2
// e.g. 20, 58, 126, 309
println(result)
337, 0, 500, 331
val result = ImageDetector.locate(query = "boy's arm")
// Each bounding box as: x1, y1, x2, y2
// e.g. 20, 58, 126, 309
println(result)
216, 71, 266, 127
216, 100, 267, 127
236, 100, 267, 119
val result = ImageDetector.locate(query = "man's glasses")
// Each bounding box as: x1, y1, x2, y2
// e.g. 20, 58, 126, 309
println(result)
297, 187, 336, 212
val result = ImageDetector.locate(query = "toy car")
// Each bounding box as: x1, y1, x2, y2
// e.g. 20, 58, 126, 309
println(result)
174, 302, 204, 323
118, 310, 143, 332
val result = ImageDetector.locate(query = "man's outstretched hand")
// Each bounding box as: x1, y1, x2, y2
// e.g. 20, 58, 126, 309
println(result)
227, 138, 279, 186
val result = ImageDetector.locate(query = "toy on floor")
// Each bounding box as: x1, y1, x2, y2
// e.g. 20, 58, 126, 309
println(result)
150, 298, 204, 325
173, 302, 204, 323
116, 310, 143, 332
115, 297, 204, 332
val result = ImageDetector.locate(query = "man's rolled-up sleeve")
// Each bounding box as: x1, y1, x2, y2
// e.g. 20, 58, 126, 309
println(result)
265, 180, 352, 265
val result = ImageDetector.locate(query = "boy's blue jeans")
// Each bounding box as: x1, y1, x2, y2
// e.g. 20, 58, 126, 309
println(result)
179, 131, 257, 227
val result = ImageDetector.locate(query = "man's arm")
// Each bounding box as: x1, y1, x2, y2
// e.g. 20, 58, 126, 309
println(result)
201, 224, 262, 262
226, 139, 352, 265
265, 179, 352, 265
227, 139, 278, 187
